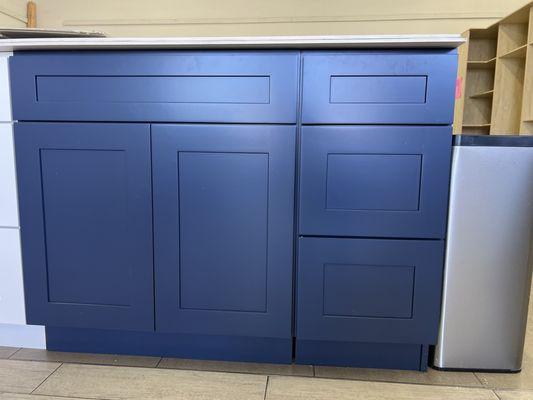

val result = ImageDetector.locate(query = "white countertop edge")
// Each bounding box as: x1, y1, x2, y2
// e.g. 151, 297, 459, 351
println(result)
0, 34, 465, 51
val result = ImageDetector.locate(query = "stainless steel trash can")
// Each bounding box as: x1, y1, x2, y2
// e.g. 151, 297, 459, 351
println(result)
433, 135, 533, 372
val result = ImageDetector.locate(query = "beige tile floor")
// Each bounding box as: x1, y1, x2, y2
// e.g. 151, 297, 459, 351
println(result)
0, 290, 531, 399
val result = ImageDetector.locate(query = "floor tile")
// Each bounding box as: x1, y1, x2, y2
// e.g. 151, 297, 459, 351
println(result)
0, 394, 92, 400
475, 329, 533, 389
11, 348, 160, 368
34, 363, 267, 400
159, 357, 313, 376
495, 390, 533, 400
315, 365, 482, 387
0, 359, 60, 394
0, 348, 18, 360
475, 365, 533, 391
266, 376, 498, 400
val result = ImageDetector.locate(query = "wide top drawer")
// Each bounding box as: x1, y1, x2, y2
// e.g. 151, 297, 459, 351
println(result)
301, 50, 457, 124
10, 51, 299, 123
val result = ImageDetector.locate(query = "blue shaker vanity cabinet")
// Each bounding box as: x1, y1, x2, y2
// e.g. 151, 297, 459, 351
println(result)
14, 122, 154, 331
152, 124, 295, 338
9, 47, 458, 369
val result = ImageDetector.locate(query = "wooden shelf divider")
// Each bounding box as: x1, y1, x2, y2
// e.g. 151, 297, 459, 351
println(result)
470, 89, 494, 99
500, 43, 528, 59
462, 123, 491, 128
467, 58, 496, 69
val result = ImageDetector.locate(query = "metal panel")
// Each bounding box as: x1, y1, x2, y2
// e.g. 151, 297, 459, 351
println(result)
434, 145, 533, 371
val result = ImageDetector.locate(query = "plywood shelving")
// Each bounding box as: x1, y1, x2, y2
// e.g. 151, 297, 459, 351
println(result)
470, 89, 494, 99
454, 2, 533, 135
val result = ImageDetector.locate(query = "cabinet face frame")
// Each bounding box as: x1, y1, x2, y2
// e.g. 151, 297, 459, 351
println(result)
15, 122, 154, 331
152, 124, 295, 339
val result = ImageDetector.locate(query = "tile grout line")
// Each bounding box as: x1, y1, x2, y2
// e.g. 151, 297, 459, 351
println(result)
30, 362, 64, 395
472, 372, 488, 388
263, 375, 270, 400
21, 390, 111, 400
492, 389, 503, 400
257, 372, 499, 391
303, 371, 490, 389
6, 348, 22, 359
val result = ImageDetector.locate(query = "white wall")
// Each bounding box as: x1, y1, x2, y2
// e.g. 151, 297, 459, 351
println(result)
0, 0, 27, 28
32, 0, 532, 37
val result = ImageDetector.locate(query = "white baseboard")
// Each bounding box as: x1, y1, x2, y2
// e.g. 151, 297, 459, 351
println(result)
0, 323, 46, 349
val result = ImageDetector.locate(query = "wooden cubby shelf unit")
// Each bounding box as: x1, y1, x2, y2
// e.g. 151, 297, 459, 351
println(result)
454, 2, 533, 135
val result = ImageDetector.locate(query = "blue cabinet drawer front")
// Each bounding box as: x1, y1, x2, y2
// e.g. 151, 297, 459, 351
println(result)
297, 237, 444, 344
153, 124, 295, 338
302, 51, 457, 124
15, 122, 154, 331
10, 51, 299, 123
299, 125, 452, 238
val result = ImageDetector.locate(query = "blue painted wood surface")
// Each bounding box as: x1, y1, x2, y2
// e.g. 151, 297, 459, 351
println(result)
46, 327, 293, 364
10, 51, 299, 123
301, 50, 457, 124
15, 122, 154, 331
296, 340, 427, 370
9, 49, 458, 368
152, 124, 295, 338
297, 237, 444, 344
299, 125, 452, 238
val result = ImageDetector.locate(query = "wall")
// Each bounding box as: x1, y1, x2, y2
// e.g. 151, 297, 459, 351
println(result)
0, 0, 27, 28
31, 0, 532, 37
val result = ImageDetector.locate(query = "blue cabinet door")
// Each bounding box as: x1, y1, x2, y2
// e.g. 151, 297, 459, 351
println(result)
297, 237, 444, 344
152, 124, 295, 338
15, 122, 154, 331
299, 125, 452, 238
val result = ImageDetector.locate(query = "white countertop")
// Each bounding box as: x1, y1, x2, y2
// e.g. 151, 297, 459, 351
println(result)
0, 34, 464, 51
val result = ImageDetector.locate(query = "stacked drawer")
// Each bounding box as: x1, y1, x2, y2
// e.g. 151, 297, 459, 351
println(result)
0, 52, 26, 326
295, 51, 457, 370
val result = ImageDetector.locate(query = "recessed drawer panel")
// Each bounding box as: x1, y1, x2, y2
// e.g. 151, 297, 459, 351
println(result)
297, 237, 444, 344
10, 51, 299, 123
302, 51, 457, 124
299, 125, 452, 238
325, 153, 422, 212
323, 262, 415, 319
